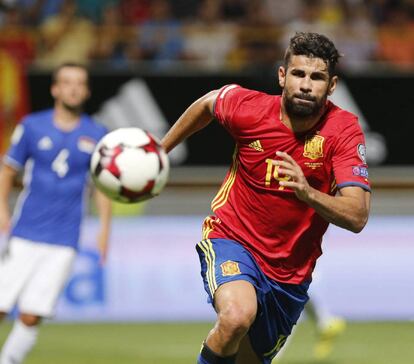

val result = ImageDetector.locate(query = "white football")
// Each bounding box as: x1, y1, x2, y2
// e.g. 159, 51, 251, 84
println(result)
90, 128, 169, 203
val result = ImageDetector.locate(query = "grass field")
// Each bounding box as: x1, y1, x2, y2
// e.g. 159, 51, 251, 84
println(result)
1, 321, 413, 364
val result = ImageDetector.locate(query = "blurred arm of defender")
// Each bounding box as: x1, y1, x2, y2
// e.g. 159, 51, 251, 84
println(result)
0, 164, 18, 235
161, 90, 219, 153
93, 189, 112, 265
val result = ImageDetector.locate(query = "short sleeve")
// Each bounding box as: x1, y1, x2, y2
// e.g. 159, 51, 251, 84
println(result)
213, 84, 264, 138
3, 120, 31, 170
332, 118, 371, 192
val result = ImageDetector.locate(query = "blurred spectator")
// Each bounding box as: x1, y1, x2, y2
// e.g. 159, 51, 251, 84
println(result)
335, 1, 378, 70
127, 0, 185, 69
376, 2, 414, 68
281, 0, 339, 54
263, 0, 303, 26
16, 0, 64, 25
318, 0, 344, 25
220, 0, 248, 22
283, 0, 339, 38
0, 2, 14, 26
90, 4, 132, 68
118, 0, 151, 25
0, 8, 31, 155
366, 0, 395, 25
75, 0, 118, 24
35, 0, 95, 68
170, 0, 199, 19
229, 0, 282, 71
243, 0, 281, 65
184, 0, 237, 70
0, 6, 35, 65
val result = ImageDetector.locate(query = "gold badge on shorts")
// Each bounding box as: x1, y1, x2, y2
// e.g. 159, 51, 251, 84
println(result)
221, 260, 241, 276
303, 134, 324, 160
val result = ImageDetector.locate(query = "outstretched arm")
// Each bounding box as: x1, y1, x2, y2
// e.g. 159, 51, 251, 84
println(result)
274, 151, 370, 233
161, 90, 219, 152
0, 164, 18, 234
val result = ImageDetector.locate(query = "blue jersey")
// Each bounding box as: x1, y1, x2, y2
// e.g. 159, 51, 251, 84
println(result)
4, 109, 107, 249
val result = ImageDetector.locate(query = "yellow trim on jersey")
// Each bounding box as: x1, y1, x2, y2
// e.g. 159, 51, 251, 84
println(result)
211, 148, 239, 212
202, 216, 214, 239
197, 239, 217, 297
330, 179, 337, 193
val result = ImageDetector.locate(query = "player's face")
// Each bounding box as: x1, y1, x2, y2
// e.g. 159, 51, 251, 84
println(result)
51, 67, 90, 112
279, 55, 337, 118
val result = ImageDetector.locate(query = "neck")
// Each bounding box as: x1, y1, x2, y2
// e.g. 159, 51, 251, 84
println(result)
280, 103, 325, 133
53, 103, 81, 131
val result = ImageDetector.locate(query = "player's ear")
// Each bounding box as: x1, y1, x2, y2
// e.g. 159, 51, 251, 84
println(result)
327, 75, 338, 96
278, 66, 286, 88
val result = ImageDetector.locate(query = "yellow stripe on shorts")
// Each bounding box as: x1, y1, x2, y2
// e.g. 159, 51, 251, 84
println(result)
197, 239, 217, 297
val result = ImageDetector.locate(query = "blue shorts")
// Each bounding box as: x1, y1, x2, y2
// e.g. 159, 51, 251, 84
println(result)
196, 238, 310, 363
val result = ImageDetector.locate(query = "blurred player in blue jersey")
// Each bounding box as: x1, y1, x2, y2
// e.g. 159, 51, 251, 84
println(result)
0, 63, 112, 364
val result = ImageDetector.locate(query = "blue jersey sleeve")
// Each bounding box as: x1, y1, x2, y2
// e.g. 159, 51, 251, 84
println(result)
4, 119, 31, 170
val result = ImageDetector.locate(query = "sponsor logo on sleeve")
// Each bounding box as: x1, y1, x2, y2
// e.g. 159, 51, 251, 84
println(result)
357, 144, 367, 164
220, 260, 241, 276
352, 166, 369, 178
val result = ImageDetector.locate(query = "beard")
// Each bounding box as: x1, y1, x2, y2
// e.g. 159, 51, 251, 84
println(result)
62, 101, 83, 114
283, 91, 327, 119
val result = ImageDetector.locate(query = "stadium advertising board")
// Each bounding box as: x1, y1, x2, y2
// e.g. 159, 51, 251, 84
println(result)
53, 216, 414, 322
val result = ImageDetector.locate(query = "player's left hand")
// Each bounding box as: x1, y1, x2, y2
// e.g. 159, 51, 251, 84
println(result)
273, 151, 314, 202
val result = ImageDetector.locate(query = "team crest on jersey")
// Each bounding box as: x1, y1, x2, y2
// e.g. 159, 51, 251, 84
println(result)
38, 136, 53, 150
78, 136, 96, 154
303, 135, 324, 160
221, 260, 241, 276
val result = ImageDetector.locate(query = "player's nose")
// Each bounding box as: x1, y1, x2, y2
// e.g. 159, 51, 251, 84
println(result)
299, 76, 312, 93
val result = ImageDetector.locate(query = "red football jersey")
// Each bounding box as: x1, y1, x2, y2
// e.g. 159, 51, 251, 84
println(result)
203, 85, 371, 284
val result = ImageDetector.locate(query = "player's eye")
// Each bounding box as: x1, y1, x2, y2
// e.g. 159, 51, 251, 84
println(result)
311, 73, 327, 81
291, 70, 305, 77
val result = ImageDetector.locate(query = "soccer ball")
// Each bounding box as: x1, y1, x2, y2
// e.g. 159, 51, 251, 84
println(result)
90, 128, 169, 203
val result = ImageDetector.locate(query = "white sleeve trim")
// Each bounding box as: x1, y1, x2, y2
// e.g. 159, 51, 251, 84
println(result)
219, 84, 239, 99
2, 155, 23, 170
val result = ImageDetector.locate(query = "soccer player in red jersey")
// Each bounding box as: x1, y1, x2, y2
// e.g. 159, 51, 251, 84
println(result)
161, 32, 371, 364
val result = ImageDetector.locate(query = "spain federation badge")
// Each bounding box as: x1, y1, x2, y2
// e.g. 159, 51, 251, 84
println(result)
303, 135, 325, 160
221, 260, 241, 276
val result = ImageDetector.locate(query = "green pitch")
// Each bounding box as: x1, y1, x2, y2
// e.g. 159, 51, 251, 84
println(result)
0, 321, 413, 364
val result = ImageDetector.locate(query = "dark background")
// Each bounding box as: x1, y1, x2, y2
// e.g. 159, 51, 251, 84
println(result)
28, 70, 412, 165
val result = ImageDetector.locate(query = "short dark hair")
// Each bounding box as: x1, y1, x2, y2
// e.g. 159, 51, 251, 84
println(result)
284, 32, 341, 76
52, 62, 89, 84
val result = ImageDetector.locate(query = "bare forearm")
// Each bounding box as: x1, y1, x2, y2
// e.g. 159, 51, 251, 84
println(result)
161, 91, 217, 152
275, 152, 370, 233
304, 188, 370, 233
0, 165, 16, 210
94, 190, 112, 232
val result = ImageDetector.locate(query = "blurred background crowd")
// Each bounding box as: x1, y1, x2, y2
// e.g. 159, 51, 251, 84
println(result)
0, 0, 413, 73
